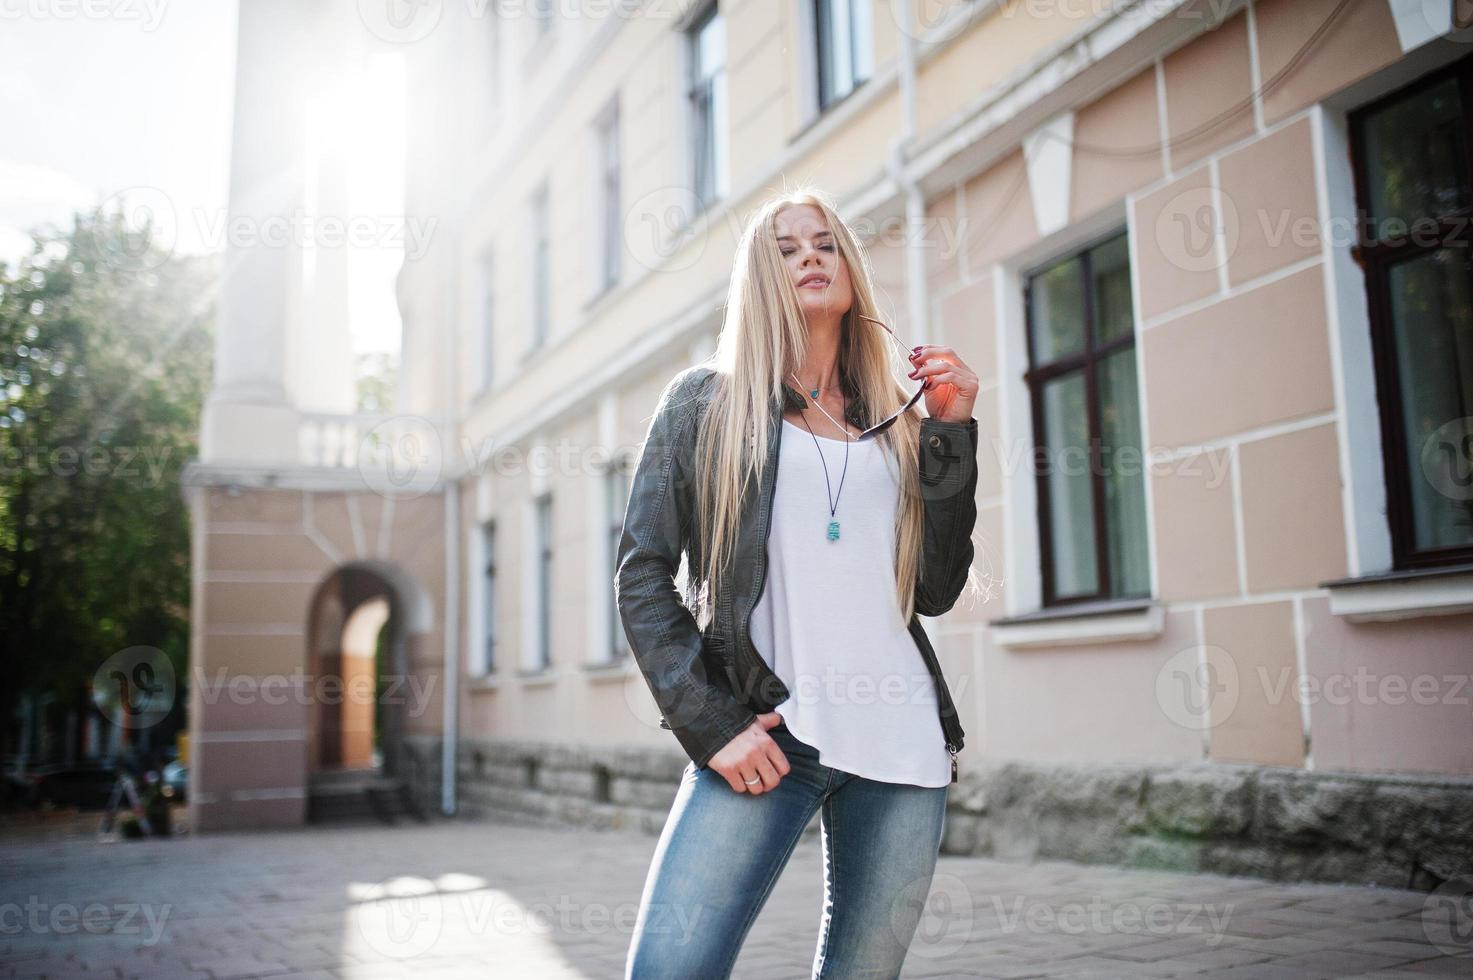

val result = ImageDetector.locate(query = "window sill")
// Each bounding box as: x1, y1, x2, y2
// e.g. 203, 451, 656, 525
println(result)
988, 598, 1164, 649
471, 380, 500, 415
518, 339, 547, 366
466, 674, 499, 692
669, 193, 723, 246
514, 668, 559, 687
1320, 563, 1473, 623
581, 277, 620, 314
583, 657, 636, 682
787, 75, 872, 148
468, 380, 499, 414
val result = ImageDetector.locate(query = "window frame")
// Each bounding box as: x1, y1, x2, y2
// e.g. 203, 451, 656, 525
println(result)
528, 180, 551, 353
813, 0, 873, 113
1346, 54, 1473, 572
478, 248, 496, 394
605, 454, 632, 660
534, 492, 553, 670
1021, 227, 1150, 609
594, 97, 622, 297
479, 520, 497, 676
686, 2, 729, 210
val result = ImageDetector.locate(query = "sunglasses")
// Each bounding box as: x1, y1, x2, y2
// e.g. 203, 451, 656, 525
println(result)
853, 313, 927, 441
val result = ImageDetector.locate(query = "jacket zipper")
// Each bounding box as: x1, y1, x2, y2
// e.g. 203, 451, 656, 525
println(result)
911, 629, 962, 782
914, 634, 961, 732
738, 411, 784, 697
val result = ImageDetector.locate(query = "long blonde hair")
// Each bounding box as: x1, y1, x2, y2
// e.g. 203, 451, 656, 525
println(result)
688, 189, 939, 625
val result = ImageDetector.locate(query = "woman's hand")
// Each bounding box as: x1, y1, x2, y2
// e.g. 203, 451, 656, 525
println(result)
708, 712, 789, 794
908, 344, 978, 424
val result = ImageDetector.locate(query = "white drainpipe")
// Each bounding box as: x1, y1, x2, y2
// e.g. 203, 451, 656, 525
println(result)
891, 0, 929, 345
440, 216, 462, 818
442, 477, 460, 817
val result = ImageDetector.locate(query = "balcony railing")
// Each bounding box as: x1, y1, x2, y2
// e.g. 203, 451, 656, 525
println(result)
297, 412, 449, 494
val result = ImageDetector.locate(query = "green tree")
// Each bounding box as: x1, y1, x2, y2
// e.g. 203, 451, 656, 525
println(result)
355, 350, 398, 414
0, 207, 214, 760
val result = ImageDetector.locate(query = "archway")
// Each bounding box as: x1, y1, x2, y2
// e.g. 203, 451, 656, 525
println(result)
319, 596, 389, 770
305, 560, 432, 785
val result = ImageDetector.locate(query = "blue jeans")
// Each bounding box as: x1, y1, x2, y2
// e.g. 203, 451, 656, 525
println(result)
625, 720, 949, 979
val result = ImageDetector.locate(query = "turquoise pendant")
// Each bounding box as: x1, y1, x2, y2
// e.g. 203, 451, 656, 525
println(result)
827, 520, 840, 541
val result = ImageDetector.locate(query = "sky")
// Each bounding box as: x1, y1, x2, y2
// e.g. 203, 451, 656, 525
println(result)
0, 0, 405, 356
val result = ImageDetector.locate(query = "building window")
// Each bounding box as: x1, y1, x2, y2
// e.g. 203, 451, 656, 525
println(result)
1024, 230, 1150, 606
814, 0, 872, 111
479, 521, 497, 675
1349, 56, 1473, 570
478, 249, 495, 393
534, 493, 553, 670
606, 456, 631, 660
687, 3, 729, 209
595, 99, 622, 295
529, 181, 550, 351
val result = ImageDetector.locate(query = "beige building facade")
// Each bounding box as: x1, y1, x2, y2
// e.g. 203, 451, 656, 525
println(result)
186, 0, 1473, 884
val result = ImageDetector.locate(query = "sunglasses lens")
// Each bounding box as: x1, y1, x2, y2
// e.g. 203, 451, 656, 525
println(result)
856, 313, 925, 436
860, 412, 902, 440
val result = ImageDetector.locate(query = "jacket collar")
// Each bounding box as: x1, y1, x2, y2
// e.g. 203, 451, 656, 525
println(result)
778, 378, 867, 430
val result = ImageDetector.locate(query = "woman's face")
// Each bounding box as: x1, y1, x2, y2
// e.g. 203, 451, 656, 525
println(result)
774, 204, 853, 325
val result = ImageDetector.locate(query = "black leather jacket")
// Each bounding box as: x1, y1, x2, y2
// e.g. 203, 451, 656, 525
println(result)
614, 364, 977, 777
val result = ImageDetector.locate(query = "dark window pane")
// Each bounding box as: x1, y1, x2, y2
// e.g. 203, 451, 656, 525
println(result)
689, 6, 726, 207
481, 254, 495, 390
691, 84, 713, 205
1028, 254, 1085, 364
1092, 234, 1134, 344
537, 497, 552, 668
1041, 371, 1098, 598
1099, 347, 1150, 596
1389, 247, 1473, 551
816, 0, 835, 107
531, 187, 549, 346
608, 465, 630, 657
1361, 76, 1469, 241
710, 71, 728, 201
815, 0, 872, 109
600, 108, 621, 289
482, 524, 496, 674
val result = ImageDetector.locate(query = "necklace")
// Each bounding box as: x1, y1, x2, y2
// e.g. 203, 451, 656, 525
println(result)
788, 372, 850, 541
789, 372, 855, 441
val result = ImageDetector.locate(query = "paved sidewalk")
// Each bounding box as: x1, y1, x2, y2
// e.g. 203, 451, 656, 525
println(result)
0, 816, 1468, 979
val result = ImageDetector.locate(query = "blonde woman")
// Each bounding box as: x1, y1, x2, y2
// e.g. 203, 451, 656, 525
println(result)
617, 188, 980, 979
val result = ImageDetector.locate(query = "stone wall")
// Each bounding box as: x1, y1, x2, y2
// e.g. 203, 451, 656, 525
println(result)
454, 737, 824, 844
943, 761, 1473, 891
451, 738, 1473, 891
401, 734, 445, 819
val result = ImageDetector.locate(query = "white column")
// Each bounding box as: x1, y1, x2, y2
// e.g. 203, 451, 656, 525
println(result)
291, 1, 358, 415
200, 0, 316, 463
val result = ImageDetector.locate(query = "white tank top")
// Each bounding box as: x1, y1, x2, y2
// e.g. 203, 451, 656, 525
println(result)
749, 416, 952, 788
